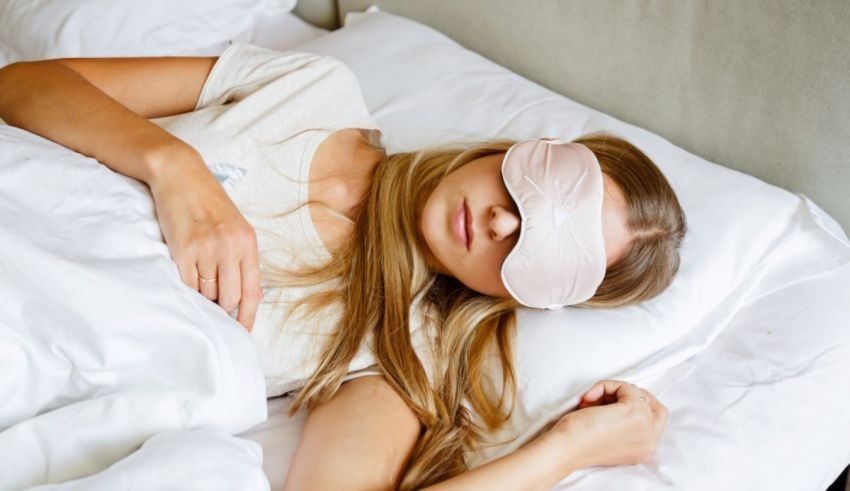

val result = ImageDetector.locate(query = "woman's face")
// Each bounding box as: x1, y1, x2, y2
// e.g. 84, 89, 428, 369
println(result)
419, 152, 632, 298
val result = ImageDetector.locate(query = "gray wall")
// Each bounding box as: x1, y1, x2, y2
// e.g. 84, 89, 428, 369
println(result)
294, 0, 339, 30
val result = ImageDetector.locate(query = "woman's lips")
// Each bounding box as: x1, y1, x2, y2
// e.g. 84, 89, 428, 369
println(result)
465, 199, 474, 250
452, 199, 469, 250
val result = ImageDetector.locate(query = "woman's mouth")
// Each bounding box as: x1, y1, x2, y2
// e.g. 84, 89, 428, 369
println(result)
452, 199, 469, 250
465, 199, 474, 250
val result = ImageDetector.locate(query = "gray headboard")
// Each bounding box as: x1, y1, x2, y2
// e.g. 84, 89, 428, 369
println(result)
295, 0, 850, 233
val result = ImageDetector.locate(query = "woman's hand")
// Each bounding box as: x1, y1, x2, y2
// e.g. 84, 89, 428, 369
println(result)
147, 147, 263, 332
550, 379, 668, 471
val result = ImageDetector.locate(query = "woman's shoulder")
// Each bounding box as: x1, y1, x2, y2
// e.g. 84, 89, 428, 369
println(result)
308, 127, 384, 255
194, 42, 376, 140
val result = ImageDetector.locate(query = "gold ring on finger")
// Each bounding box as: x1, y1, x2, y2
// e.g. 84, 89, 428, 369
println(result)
199, 275, 218, 283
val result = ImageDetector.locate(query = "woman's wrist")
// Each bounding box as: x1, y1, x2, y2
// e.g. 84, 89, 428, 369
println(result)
142, 139, 207, 193
534, 423, 584, 482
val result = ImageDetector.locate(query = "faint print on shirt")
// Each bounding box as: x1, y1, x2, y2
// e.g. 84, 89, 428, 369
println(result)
209, 162, 247, 192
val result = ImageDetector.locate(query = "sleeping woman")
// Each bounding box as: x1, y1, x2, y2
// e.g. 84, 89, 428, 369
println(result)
0, 42, 686, 490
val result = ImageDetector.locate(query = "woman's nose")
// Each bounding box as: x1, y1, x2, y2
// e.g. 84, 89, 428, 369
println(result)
488, 205, 520, 241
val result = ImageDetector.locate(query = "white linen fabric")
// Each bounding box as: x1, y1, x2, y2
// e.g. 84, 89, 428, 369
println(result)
0, 126, 268, 490
241, 8, 850, 490
0, 0, 298, 64
23, 430, 269, 491
227, 6, 330, 52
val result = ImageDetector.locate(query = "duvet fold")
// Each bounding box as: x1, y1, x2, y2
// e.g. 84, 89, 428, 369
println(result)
0, 126, 269, 490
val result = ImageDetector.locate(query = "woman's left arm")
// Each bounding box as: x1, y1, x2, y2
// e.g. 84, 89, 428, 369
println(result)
282, 375, 421, 490
285, 377, 664, 491
284, 376, 573, 491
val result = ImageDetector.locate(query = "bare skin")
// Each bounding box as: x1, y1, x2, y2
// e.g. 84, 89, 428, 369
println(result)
0, 55, 666, 491
307, 127, 384, 252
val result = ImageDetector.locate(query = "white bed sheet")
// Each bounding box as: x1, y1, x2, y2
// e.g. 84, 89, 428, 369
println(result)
240, 8, 850, 491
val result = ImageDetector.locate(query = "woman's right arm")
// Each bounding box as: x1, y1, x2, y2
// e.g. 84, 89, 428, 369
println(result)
0, 56, 215, 184
0, 57, 264, 330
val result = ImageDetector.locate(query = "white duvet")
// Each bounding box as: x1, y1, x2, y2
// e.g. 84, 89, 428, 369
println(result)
0, 126, 269, 490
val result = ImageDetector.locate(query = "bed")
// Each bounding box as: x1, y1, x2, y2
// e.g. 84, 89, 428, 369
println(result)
1, 1, 848, 490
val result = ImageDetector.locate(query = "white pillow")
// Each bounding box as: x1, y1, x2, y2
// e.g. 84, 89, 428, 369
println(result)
228, 7, 329, 52
293, 8, 850, 466
0, 0, 296, 63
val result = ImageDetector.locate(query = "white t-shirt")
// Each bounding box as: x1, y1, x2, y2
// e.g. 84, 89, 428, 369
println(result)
151, 42, 436, 397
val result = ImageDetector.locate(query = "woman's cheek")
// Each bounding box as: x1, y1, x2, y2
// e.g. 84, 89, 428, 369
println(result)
487, 250, 505, 286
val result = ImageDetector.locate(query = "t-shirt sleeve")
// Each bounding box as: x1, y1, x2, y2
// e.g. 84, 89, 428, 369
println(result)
194, 41, 381, 143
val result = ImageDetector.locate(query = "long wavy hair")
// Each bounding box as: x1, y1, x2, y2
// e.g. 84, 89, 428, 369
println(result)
260, 132, 687, 489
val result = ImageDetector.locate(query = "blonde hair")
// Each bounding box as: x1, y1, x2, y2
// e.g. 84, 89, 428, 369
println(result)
261, 132, 687, 489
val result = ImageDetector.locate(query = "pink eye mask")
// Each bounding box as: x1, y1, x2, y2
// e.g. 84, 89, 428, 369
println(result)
500, 139, 607, 309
